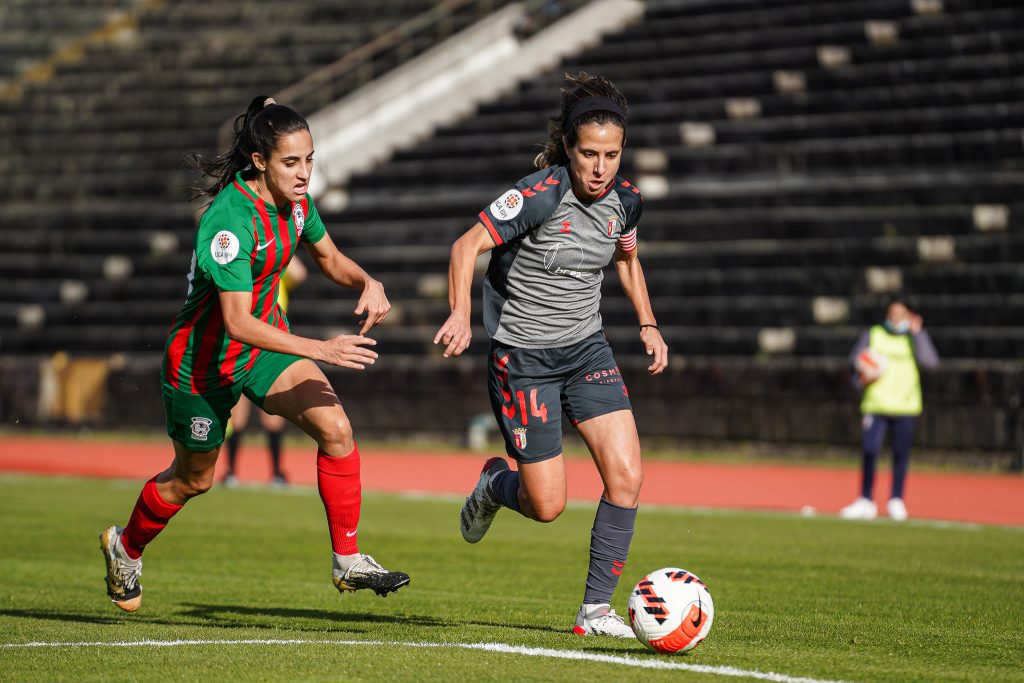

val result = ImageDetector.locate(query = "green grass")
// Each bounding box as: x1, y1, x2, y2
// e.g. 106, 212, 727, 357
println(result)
1, 475, 1022, 682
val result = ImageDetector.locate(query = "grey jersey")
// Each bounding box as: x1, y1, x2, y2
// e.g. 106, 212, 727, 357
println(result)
477, 165, 643, 348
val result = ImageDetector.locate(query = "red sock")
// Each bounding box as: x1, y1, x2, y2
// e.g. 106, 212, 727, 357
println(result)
121, 476, 184, 560
317, 444, 361, 555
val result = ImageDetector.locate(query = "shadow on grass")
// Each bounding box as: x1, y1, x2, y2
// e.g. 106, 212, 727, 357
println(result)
1, 606, 597, 640
179, 603, 447, 628
0, 606, 396, 636
180, 604, 569, 635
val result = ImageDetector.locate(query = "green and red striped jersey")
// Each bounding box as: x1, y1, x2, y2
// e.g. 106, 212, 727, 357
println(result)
162, 173, 326, 393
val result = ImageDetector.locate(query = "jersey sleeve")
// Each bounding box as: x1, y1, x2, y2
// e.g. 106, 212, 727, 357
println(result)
195, 213, 256, 293
477, 167, 564, 246
616, 179, 644, 252
300, 195, 326, 244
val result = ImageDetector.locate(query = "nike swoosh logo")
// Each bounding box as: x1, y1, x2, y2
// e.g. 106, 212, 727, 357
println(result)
256, 237, 275, 251
692, 595, 703, 626
345, 530, 358, 537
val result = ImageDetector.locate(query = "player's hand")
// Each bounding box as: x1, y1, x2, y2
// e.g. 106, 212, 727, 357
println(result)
909, 313, 923, 335
354, 278, 391, 334
641, 326, 668, 375
318, 334, 378, 370
434, 311, 472, 358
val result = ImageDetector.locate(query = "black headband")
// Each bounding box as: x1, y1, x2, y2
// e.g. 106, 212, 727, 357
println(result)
563, 96, 626, 132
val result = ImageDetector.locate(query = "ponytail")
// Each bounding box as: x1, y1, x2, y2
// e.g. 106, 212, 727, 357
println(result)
189, 95, 309, 203
533, 72, 628, 169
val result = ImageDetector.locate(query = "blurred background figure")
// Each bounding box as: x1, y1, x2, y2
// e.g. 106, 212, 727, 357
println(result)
223, 258, 308, 488
842, 297, 939, 521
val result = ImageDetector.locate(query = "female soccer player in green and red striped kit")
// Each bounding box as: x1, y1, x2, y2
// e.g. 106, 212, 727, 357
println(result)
99, 96, 409, 612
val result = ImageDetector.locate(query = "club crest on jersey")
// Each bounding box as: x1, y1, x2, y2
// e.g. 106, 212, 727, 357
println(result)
190, 417, 213, 441
490, 189, 524, 221
607, 215, 617, 237
211, 230, 240, 265
292, 204, 305, 237
512, 427, 528, 449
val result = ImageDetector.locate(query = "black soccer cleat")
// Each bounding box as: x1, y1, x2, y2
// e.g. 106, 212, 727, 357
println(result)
332, 554, 410, 597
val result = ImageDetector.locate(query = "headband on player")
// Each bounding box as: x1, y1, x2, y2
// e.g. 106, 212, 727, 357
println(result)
563, 96, 626, 131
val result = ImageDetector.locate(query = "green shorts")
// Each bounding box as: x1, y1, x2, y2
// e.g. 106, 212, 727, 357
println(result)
161, 350, 303, 451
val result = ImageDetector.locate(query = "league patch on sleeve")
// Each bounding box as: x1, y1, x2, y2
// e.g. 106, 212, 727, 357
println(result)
210, 230, 240, 265
490, 189, 524, 221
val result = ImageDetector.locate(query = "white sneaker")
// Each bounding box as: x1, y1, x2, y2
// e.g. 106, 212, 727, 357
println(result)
839, 497, 877, 520
572, 604, 635, 638
887, 497, 908, 521
459, 457, 509, 543
99, 525, 143, 612
332, 554, 410, 597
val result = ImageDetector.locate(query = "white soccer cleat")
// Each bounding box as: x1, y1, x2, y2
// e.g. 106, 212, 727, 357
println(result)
459, 457, 509, 543
332, 554, 410, 598
99, 525, 143, 612
572, 604, 635, 638
887, 497, 908, 521
839, 497, 878, 520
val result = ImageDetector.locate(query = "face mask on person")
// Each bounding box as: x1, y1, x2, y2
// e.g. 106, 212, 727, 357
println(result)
885, 319, 911, 334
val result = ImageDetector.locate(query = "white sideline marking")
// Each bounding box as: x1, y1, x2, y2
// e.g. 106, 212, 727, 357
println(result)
1, 638, 852, 683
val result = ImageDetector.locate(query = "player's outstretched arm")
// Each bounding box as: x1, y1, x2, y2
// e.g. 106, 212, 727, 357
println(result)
219, 290, 378, 370
613, 247, 668, 375
434, 223, 495, 358
304, 233, 390, 334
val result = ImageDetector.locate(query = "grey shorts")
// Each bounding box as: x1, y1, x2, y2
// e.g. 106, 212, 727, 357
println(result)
487, 331, 632, 463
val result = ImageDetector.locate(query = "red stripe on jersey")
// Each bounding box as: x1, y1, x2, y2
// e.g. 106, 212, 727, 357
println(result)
521, 188, 535, 198
545, 176, 560, 185
164, 289, 214, 391
191, 299, 226, 394
234, 178, 257, 202
262, 212, 293, 320
236, 199, 277, 378
533, 182, 547, 193
479, 210, 503, 246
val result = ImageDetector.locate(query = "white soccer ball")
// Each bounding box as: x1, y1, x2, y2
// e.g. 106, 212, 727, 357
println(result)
628, 567, 714, 654
856, 348, 888, 385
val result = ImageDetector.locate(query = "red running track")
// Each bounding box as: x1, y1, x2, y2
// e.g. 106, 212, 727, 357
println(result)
0, 437, 1021, 526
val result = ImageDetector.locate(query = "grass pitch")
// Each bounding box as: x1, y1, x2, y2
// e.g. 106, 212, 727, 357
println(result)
0, 473, 1022, 682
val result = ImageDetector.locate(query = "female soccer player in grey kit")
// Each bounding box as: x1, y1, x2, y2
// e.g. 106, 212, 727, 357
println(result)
435, 72, 668, 636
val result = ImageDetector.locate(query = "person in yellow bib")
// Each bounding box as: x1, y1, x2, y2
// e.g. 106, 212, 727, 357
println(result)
841, 297, 939, 521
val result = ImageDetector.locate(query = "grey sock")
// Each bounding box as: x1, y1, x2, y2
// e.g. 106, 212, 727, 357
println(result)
583, 498, 637, 605
487, 469, 523, 514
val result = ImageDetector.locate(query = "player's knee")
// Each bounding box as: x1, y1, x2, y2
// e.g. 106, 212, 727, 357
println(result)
317, 414, 354, 455
605, 466, 643, 507
529, 498, 565, 523
178, 472, 215, 499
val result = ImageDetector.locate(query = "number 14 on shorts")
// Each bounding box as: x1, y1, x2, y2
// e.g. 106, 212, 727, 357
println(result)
502, 388, 548, 425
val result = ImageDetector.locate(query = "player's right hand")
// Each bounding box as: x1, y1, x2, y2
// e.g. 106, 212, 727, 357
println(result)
319, 334, 378, 370
433, 312, 471, 358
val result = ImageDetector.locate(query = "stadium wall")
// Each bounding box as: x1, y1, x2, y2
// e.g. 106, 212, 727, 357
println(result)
2, 355, 1020, 465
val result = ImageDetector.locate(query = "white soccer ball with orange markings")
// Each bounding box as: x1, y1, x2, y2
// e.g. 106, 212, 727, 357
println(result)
628, 568, 714, 654
856, 348, 888, 385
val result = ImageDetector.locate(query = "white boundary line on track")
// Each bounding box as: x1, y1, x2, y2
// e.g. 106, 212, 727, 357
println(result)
1, 638, 852, 683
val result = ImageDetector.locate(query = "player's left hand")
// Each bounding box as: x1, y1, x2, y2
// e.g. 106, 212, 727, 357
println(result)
909, 313, 923, 335
355, 278, 391, 334
641, 326, 668, 375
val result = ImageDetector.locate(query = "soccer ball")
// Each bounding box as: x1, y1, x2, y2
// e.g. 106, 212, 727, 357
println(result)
855, 348, 887, 385
627, 568, 714, 654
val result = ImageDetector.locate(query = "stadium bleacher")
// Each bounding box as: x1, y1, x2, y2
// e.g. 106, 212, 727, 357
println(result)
0, 0, 1021, 453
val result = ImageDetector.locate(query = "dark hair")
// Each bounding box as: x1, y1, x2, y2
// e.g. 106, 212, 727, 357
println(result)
189, 95, 309, 203
533, 72, 628, 169
886, 294, 909, 309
